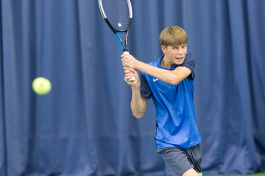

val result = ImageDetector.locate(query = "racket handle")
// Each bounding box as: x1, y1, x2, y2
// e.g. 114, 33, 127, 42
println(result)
123, 51, 135, 81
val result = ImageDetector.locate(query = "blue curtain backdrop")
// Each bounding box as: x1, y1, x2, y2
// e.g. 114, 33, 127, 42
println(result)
1, 0, 265, 175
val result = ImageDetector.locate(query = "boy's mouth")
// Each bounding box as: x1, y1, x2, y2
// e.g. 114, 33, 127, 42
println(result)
176, 57, 184, 60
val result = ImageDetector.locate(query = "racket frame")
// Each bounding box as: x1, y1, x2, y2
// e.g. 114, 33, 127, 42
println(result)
98, 0, 135, 81
98, 0, 133, 52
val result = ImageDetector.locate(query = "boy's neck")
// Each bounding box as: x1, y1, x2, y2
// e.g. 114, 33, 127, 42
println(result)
160, 56, 174, 69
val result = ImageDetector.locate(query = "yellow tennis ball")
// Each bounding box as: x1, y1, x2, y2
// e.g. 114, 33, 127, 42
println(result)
32, 77, 52, 95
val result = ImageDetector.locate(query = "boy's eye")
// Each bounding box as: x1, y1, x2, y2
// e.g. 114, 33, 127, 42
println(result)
172, 45, 186, 49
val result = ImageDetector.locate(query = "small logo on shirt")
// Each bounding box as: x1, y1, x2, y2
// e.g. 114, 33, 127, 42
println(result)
153, 78, 159, 82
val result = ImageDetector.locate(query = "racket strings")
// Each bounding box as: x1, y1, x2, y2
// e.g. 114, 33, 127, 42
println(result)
101, 0, 131, 31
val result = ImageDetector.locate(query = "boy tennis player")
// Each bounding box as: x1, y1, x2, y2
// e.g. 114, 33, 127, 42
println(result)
121, 26, 202, 176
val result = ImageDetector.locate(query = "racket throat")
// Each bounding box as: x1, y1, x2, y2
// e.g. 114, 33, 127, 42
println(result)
115, 33, 128, 52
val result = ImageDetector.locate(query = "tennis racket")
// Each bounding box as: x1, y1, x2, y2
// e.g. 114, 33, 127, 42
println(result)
98, 0, 135, 81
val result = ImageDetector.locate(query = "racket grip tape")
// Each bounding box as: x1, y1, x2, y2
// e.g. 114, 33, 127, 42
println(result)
123, 51, 135, 82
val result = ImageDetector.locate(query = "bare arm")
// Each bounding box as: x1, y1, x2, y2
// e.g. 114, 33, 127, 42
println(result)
136, 61, 191, 85
122, 54, 191, 85
131, 86, 147, 118
124, 68, 147, 118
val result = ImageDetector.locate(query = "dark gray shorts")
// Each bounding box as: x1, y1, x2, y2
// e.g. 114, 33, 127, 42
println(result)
157, 144, 202, 176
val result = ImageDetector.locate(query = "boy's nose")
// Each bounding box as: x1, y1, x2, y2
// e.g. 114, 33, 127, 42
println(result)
178, 49, 184, 54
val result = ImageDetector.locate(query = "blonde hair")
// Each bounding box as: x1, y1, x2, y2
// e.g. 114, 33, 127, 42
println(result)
159, 26, 188, 47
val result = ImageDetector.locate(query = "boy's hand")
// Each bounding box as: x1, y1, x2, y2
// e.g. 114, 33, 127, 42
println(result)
121, 54, 138, 69
124, 68, 140, 88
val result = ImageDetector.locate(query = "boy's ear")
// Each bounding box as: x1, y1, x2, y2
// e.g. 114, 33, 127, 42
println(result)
161, 45, 166, 54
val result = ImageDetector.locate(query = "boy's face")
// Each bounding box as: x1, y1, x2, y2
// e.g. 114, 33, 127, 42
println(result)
161, 44, 187, 66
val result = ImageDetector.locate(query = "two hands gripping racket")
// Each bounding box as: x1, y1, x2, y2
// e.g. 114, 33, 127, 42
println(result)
98, 0, 135, 81
121, 53, 136, 82
121, 54, 139, 83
